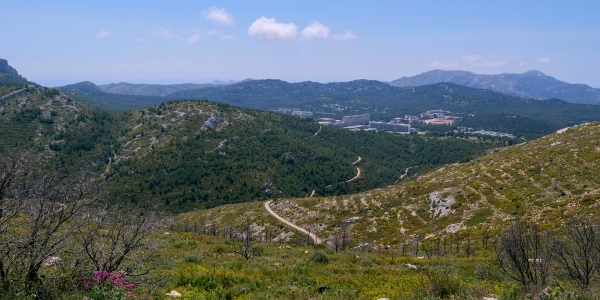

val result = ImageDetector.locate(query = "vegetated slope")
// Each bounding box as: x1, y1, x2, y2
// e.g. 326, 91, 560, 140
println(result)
390, 69, 600, 105
101, 101, 501, 212
99, 82, 214, 97
1, 83, 505, 212
0, 85, 121, 173
455, 114, 562, 139
59, 81, 175, 111
184, 122, 600, 247
0, 73, 36, 86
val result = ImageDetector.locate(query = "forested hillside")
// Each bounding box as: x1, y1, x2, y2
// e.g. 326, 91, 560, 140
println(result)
1, 84, 507, 212
183, 121, 600, 250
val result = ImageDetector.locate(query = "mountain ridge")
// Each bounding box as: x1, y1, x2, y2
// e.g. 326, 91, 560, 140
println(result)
99, 82, 216, 97
390, 69, 600, 105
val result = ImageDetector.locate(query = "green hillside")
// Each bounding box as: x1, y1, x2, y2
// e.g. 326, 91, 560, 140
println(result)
59, 81, 170, 111
181, 121, 600, 246
1, 85, 508, 212
0, 73, 36, 86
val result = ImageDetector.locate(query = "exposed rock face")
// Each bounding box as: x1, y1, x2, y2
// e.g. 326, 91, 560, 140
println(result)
0, 59, 26, 80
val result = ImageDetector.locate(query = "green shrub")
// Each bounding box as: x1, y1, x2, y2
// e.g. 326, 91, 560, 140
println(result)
309, 251, 329, 263
422, 265, 461, 298
172, 240, 198, 249
183, 253, 202, 263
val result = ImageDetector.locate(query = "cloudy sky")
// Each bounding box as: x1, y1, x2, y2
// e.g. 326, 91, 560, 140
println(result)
1, 0, 599, 87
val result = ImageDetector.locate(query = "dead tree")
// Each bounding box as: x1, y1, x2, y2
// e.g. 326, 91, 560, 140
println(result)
412, 234, 420, 256
0, 151, 30, 280
401, 232, 408, 254
17, 173, 99, 284
455, 232, 460, 254
465, 237, 473, 258
551, 216, 600, 290
332, 235, 342, 253
482, 229, 490, 250
496, 221, 552, 287
233, 220, 253, 260
342, 223, 349, 250
75, 203, 165, 275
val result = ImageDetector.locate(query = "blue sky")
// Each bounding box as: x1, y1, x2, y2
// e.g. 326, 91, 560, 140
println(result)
1, 0, 599, 87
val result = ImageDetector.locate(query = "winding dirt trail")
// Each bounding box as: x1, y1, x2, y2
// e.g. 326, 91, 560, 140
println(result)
264, 200, 322, 244
325, 156, 362, 188
313, 125, 322, 136
345, 167, 361, 183
395, 166, 418, 184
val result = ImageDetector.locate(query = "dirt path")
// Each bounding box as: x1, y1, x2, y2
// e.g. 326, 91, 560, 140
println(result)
313, 125, 322, 136
352, 156, 362, 165
345, 167, 361, 183
309, 190, 316, 197
395, 166, 418, 184
264, 200, 322, 244
0, 88, 26, 101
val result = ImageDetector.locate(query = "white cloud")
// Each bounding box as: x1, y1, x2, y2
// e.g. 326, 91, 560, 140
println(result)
96, 30, 112, 38
463, 55, 481, 63
429, 60, 460, 68
519, 61, 526, 67
248, 17, 297, 41
301, 22, 330, 39
220, 34, 235, 41
188, 33, 203, 44
203, 7, 234, 25
134, 37, 146, 42
537, 57, 551, 63
152, 27, 183, 40
332, 31, 357, 40
429, 55, 506, 69
463, 55, 507, 68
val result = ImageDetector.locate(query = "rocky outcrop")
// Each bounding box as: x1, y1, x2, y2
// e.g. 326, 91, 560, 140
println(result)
0, 59, 26, 80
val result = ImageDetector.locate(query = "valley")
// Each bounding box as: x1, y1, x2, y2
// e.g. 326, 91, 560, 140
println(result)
2, 60, 600, 299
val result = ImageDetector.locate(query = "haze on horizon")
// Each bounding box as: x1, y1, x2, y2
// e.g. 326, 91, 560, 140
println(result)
1, 0, 599, 87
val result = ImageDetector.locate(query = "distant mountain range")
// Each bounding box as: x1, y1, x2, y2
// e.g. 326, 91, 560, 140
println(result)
98, 82, 214, 96
97, 80, 237, 96
59, 79, 600, 139
390, 70, 600, 105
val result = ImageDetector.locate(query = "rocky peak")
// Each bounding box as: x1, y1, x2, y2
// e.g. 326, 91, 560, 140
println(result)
521, 70, 546, 77
0, 59, 26, 80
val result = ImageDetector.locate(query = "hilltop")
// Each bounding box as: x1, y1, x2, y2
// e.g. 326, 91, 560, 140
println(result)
0, 59, 36, 86
390, 69, 600, 105
98, 82, 215, 97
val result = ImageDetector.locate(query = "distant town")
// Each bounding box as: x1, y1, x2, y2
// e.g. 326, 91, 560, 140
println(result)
269, 108, 516, 138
